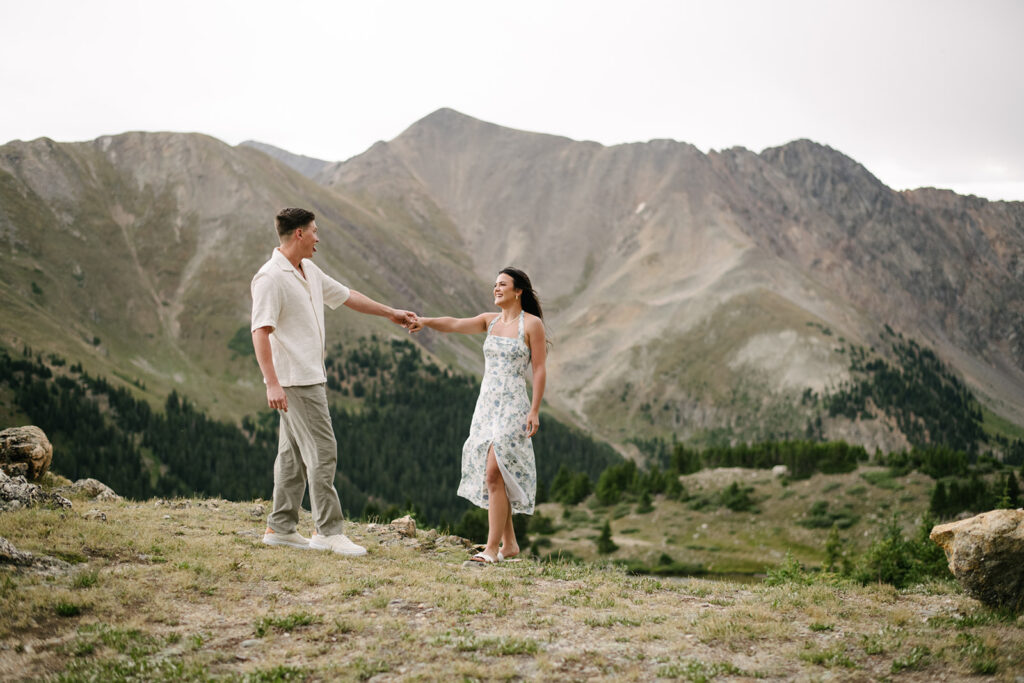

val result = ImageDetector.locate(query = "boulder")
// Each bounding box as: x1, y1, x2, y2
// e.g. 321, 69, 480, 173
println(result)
390, 515, 417, 538
771, 465, 789, 478
57, 478, 122, 501
930, 509, 1024, 611
0, 426, 53, 480
0, 470, 72, 512
73, 478, 119, 500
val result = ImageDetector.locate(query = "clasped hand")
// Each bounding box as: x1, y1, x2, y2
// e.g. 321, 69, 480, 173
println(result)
405, 314, 424, 333
389, 309, 423, 332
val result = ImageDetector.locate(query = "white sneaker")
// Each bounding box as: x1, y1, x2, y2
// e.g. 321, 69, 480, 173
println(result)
309, 533, 367, 557
262, 529, 310, 549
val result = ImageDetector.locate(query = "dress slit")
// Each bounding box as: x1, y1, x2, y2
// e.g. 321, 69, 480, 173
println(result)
487, 440, 528, 510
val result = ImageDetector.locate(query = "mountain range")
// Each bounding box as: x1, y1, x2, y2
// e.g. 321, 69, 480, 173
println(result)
2, 109, 1022, 453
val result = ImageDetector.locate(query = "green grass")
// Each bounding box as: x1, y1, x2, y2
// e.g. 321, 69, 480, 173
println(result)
657, 658, 750, 681
254, 611, 320, 637
859, 470, 903, 490
71, 569, 100, 589
54, 600, 84, 617
799, 643, 857, 668
890, 645, 930, 673
981, 404, 1024, 441
957, 633, 999, 675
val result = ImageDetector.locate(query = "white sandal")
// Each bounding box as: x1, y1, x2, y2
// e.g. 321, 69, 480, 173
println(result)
471, 551, 497, 564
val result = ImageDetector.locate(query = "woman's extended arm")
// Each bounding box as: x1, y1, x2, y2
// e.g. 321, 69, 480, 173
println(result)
411, 313, 494, 335
525, 316, 547, 436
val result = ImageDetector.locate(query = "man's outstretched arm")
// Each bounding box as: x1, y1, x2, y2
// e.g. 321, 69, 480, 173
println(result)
344, 289, 416, 328
252, 326, 288, 412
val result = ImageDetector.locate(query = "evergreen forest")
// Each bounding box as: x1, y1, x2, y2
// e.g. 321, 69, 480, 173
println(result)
0, 340, 619, 527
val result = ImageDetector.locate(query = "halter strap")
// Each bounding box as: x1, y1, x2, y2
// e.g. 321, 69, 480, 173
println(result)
517, 310, 525, 341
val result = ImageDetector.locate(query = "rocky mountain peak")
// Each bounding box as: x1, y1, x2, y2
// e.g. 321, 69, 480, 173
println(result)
760, 138, 889, 203
239, 140, 332, 179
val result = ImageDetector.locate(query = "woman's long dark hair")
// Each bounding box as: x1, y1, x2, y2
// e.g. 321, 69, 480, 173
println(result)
500, 266, 552, 348
499, 267, 543, 319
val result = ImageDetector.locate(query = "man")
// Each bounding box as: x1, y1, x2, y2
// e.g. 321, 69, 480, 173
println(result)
251, 207, 415, 556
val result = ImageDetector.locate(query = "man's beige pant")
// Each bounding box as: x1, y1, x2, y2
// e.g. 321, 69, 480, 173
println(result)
268, 383, 345, 536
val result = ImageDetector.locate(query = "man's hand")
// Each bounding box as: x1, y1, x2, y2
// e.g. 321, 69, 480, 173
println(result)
267, 383, 288, 412
407, 315, 424, 333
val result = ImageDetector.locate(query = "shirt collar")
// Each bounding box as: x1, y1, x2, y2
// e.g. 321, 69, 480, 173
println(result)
272, 247, 297, 272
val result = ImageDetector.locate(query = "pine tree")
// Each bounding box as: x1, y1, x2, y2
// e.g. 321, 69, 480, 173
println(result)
929, 481, 948, 518
823, 524, 842, 573
997, 476, 1013, 510
636, 490, 653, 514
596, 520, 618, 554
1006, 470, 1021, 508
548, 465, 573, 503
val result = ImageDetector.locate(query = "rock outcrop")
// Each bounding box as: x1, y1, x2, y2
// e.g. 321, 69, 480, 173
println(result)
58, 478, 122, 501
930, 509, 1024, 611
0, 535, 70, 575
0, 426, 53, 480
0, 536, 34, 566
0, 469, 72, 512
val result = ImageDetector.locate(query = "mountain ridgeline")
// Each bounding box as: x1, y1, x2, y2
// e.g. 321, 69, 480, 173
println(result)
1, 109, 1023, 463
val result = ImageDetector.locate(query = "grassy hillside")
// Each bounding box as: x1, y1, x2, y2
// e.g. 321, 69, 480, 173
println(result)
2, 493, 1022, 680
535, 465, 937, 574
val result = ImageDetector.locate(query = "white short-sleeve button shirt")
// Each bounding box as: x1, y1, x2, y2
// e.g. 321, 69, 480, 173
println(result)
250, 248, 351, 387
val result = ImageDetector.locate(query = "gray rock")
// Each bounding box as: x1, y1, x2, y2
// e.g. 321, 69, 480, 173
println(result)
0, 536, 70, 575
0, 426, 53, 481
0, 536, 34, 566
439, 534, 474, 548
249, 504, 266, 519
240, 639, 260, 648
0, 473, 72, 512
771, 465, 789, 478
930, 509, 1024, 611
83, 509, 107, 522
62, 478, 121, 501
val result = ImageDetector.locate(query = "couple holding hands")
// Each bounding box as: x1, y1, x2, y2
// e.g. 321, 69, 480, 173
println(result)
251, 208, 545, 563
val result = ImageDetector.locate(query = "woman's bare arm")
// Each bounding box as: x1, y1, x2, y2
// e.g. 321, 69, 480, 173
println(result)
411, 313, 494, 335
525, 315, 547, 436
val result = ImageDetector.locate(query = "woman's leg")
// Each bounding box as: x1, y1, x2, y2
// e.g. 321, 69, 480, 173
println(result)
501, 499, 519, 557
484, 445, 509, 558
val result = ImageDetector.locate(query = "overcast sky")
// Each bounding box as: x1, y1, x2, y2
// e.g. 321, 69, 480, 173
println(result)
2, 0, 1022, 200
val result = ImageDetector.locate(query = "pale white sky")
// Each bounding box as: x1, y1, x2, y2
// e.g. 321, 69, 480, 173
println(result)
2, 0, 1022, 200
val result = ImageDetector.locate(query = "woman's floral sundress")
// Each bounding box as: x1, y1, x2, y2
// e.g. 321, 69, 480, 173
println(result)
457, 310, 537, 515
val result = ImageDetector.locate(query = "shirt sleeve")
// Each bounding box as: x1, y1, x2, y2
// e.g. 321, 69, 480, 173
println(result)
321, 272, 351, 310
250, 272, 281, 332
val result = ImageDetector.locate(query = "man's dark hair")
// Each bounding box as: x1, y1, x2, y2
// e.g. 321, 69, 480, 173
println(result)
275, 208, 315, 238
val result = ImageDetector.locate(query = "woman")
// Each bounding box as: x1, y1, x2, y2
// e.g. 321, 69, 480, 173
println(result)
410, 268, 546, 563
